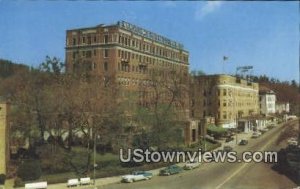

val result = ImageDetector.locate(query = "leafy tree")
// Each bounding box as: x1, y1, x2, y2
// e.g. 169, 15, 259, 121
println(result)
132, 68, 188, 149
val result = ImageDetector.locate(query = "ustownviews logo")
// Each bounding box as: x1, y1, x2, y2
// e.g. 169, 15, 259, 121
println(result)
119, 149, 278, 163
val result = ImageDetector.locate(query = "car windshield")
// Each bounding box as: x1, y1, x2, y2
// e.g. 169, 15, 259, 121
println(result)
133, 172, 140, 175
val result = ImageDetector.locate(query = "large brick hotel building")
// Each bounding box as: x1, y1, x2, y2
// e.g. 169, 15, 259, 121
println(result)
65, 21, 199, 145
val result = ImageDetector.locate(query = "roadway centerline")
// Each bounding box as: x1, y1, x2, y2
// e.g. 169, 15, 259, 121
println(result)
215, 123, 285, 189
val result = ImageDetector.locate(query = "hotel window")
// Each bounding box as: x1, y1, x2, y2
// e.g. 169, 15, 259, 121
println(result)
104, 49, 109, 58
86, 51, 92, 58
104, 35, 109, 44
72, 38, 76, 45
223, 89, 227, 96
113, 34, 118, 42
82, 36, 86, 44
104, 62, 108, 71
223, 112, 227, 119
128, 39, 131, 46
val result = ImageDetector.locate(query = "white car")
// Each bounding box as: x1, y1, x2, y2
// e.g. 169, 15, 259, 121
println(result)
252, 132, 260, 138
257, 131, 262, 136
288, 137, 298, 146
261, 128, 269, 133
184, 159, 200, 170
121, 171, 153, 183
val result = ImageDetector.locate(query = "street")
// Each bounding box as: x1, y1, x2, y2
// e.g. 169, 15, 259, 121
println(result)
97, 121, 298, 189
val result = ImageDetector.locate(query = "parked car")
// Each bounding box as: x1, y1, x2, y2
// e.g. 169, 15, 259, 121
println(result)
223, 145, 233, 152
288, 138, 298, 146
121, 171, 153, 183
268, 123, 276, 129
257, 131, 262, 136
160, 165, 183, 176
252, 132, 260, 138
239, 139, 248, 145
184, 159, 201, 170
205, 135, 215, 141
225, 137, 234, 143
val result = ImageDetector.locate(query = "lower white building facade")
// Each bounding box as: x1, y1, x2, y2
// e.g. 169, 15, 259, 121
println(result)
259, 89, 276, 116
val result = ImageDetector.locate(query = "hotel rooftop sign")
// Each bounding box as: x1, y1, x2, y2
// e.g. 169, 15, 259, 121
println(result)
117, 20, 184, 50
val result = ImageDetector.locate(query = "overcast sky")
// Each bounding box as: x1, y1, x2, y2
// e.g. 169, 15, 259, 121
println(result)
0, 1, 298, 82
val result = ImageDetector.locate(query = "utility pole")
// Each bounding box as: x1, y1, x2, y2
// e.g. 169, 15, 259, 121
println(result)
93, 133, 96, 188
236, 115, 238, 145
93, 133, 99, 189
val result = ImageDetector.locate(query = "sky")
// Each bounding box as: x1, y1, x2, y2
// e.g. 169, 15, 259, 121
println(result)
0, 1, 299, 82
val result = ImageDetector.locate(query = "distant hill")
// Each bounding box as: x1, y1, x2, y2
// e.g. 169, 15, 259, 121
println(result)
0, 59, 29, 78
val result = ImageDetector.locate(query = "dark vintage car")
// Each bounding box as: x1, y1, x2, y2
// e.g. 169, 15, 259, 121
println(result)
225, 137, 234, 143
223, 145, 233, 152
159, 165, 183, 176
239, 139, 248, 145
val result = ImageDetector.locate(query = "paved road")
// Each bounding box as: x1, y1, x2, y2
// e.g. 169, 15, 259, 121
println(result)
97, 121, 298, 189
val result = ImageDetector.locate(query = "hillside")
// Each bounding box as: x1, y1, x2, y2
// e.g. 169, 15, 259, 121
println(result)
0, 59, 29, 78
253, 75, 300, 115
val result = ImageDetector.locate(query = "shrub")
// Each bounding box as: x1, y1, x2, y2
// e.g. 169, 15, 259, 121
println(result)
36, 144, 70, 174
14, 177, 24, 188
17, 159, 42, 181
0, 174, 6, 185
